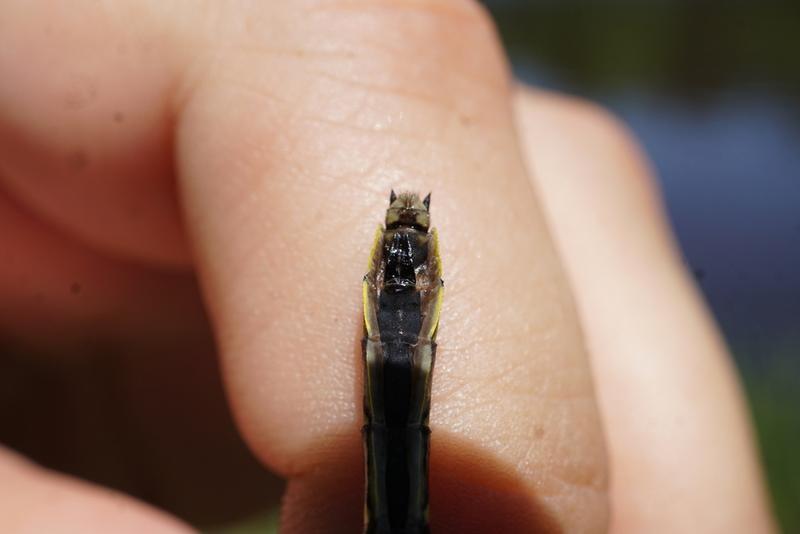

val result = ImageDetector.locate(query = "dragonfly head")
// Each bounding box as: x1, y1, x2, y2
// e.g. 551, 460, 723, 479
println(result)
386, 190, 431, 231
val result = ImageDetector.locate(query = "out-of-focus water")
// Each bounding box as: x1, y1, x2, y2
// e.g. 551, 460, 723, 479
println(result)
617, 92, 800, 349
513, 65, 800, 357
489, 1, 800, 530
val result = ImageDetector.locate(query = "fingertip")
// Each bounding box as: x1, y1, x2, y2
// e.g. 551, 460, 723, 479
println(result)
515, 86, 659, 199
515, 84, 776, 532
0, 447, 193, 534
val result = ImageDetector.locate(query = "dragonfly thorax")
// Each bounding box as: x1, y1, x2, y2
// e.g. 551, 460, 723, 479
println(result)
383, 231, 428, 294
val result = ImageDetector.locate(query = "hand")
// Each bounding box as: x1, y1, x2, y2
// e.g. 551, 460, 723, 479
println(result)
0, 2, 776, 532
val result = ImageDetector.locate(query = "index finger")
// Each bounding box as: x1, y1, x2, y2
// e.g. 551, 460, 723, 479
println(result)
175, 2, 607, 532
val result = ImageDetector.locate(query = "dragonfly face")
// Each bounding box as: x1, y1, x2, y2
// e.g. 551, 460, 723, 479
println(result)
362, 191, 443, 534
385, 192, 431, 231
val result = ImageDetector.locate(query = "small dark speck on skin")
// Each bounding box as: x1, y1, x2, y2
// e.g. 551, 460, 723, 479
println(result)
66, 150, 88, 172
70, 282, 82, 295
534, 425, 545, 439
113, 111, 125, 123
458, 114, 472, 127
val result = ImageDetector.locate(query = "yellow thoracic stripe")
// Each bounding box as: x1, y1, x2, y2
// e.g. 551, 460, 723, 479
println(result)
427, 288, 443, 340
426, 228, 443, 340
362, 280, 373, 338
367, 225, 384, 271
362, 225, 383, 338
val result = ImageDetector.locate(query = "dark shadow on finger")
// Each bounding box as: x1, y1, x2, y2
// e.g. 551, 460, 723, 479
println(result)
280, 428, 561, 533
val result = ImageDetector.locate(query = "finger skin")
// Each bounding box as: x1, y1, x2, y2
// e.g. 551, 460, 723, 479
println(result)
0, 447, 192, 534
0, 1, 191, 267
0, 1, 776, 531
0, 3, 274, 530
0, 187, 202, 344
515, 88, 776, 533
0, 1, 608, 531
175, 1, 607, 532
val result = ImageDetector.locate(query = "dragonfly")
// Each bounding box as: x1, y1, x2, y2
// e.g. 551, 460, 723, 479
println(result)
362, 191, 443, 534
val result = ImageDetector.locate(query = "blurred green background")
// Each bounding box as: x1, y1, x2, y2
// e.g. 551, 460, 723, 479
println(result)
487, 1, 800, 531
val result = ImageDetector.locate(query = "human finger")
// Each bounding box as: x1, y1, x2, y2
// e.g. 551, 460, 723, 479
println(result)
176, 3, 607, 532
0, 446, 192, 533
0, 1, 191, 268
515, 87, 776, 533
